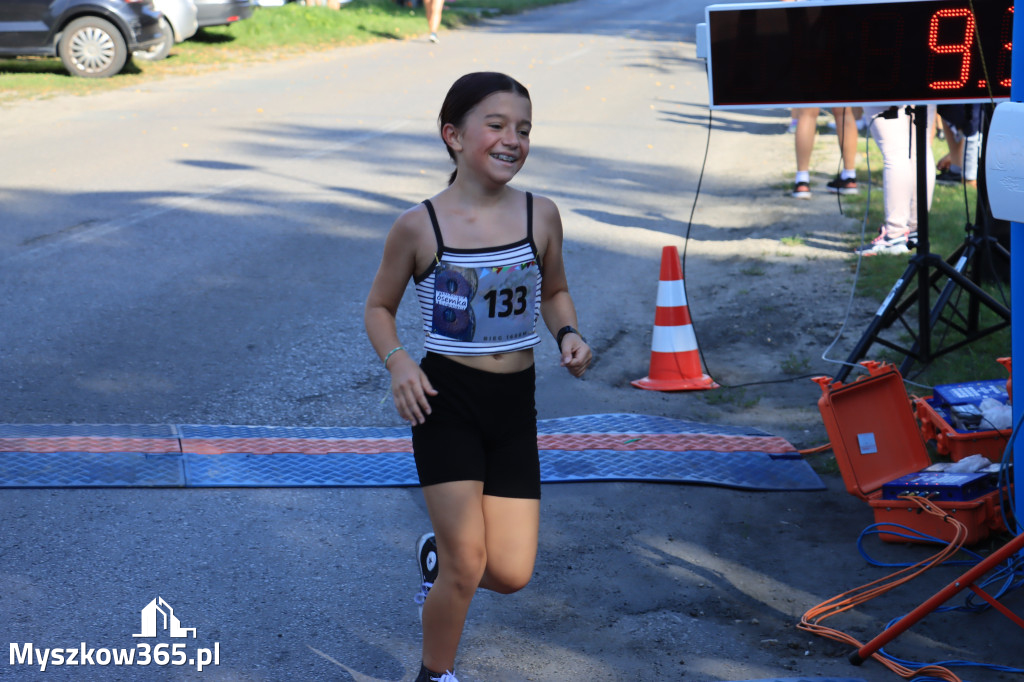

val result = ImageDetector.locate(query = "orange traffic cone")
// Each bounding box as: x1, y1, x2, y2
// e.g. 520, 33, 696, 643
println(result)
632, 246, 718, 391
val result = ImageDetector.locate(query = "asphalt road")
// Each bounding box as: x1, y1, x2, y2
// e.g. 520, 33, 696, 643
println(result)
7, 1, 1001, 681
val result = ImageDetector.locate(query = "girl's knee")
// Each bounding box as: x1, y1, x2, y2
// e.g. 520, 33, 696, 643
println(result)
491, 576, 530, 595
442, 543, 487, 593
486, 565, 533, 594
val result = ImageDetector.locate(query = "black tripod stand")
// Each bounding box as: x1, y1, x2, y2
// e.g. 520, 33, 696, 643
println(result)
835, 104, 1011, 383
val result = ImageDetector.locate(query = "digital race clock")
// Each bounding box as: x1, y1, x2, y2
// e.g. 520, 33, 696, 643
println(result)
703, 0, 1014, 108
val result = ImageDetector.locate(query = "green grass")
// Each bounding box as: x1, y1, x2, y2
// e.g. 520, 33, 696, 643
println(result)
837, 130, 1012, 388
0, 0, 573, 103
781, 352, 811, 375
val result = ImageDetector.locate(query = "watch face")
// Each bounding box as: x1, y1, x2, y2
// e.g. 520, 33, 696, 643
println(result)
706, 0, 1013, 108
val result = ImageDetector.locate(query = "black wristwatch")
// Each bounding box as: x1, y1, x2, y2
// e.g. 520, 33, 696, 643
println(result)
556, 326, 585, 349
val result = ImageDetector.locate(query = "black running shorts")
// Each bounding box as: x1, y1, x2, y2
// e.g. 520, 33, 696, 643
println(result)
411, 352, 541, 499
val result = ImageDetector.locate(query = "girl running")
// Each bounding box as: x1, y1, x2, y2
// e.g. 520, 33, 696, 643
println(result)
364, 72, 591, 682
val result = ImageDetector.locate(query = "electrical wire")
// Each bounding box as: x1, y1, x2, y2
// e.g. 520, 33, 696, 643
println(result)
877, 592, 1024, 676
679, 107, 734, 388
856, 522, 986, 568
879, 644, 1024, 677
820, 115, 876, 377
808, 421, 1024, 680
946, 557, 1024, 613
818, 105, 944, 392
679, 106, 712, 275
798, 496, 971, 682
996, 406, 1022, 533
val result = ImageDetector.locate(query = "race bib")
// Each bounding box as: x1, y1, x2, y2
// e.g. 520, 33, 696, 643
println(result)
431, 261, 538, 344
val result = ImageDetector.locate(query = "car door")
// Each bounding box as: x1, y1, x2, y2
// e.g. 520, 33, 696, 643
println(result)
0, 0, 55, 50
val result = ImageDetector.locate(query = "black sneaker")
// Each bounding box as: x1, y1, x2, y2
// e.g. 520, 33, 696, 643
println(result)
826, 176, 859, 194
936, 169, 963, 185
415, 532, 438, 618
792, 181, 811, 199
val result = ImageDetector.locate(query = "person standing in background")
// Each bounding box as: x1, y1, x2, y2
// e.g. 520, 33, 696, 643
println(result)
936, 104, 982, 188
425, 0, 444, 42
791, 107, 860, 199
856, 105, 936, 256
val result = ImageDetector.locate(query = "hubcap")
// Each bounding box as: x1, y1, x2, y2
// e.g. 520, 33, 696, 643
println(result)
69, 27, 115, 73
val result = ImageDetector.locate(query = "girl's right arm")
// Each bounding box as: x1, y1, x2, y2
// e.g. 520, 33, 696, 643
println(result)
364, 211, 438, 425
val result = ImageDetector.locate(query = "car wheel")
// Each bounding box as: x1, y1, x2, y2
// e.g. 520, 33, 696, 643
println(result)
57, 16, 128, 78
133, 17, 173, 62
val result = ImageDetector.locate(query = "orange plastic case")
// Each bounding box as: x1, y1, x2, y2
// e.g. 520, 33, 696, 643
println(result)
914, 396, 1012, 463
814, 361, 1003, 545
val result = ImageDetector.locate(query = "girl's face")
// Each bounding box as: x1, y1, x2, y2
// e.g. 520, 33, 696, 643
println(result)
446, 91, 532, 187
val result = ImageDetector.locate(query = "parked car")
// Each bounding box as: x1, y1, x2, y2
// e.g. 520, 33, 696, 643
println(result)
193, 0, 253, 29
134, 0, 197, 61
0, 0, 164, 77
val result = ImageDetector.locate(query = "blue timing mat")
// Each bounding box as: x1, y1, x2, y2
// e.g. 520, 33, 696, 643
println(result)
0, 413, 824, 491
724, 675, 868, 679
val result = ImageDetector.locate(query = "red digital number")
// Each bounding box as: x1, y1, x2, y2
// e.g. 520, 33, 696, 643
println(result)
997, 5, 1014, 88
927, 8, 976, 90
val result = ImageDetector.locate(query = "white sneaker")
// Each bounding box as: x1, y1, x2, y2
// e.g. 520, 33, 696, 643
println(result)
416, 664, 458, 682
855, 228, 910, 256
430, 672, 458, 682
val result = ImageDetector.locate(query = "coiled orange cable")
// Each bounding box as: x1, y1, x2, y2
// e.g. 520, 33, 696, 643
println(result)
798, 495, 969, 682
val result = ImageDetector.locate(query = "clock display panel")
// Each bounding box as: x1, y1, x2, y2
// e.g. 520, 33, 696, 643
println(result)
706, 0, 1014, 108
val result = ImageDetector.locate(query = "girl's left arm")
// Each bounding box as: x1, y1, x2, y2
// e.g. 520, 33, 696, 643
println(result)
536, 195, 592, 378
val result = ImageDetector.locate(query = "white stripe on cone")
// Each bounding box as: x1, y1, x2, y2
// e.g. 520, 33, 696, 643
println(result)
656, 280, 687, 307
651, 324, 698, 353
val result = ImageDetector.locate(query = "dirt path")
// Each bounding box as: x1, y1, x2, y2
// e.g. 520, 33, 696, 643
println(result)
685, 107, 879, 448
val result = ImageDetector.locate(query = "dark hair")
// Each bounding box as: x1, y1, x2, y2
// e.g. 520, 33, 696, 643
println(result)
439, 72, 531, 185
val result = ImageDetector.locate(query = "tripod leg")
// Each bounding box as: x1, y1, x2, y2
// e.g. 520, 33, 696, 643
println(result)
892, 240, 967, 318
837, 259, 919, 382
899, 245, 977, 375
898, 248, 1011, 374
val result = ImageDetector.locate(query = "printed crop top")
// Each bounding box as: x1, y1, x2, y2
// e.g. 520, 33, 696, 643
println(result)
414, 193, 543, 356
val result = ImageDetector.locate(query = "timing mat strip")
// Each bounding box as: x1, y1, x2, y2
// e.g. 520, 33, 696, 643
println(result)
0, 414, 824, 491
724, 675, 868, 679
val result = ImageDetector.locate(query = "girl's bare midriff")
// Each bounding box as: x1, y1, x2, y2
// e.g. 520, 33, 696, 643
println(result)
443, 348, 534, 374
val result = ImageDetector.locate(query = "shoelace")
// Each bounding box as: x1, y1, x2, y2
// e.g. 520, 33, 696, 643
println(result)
430, 671, 458, 682
414, 581, 432, 605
